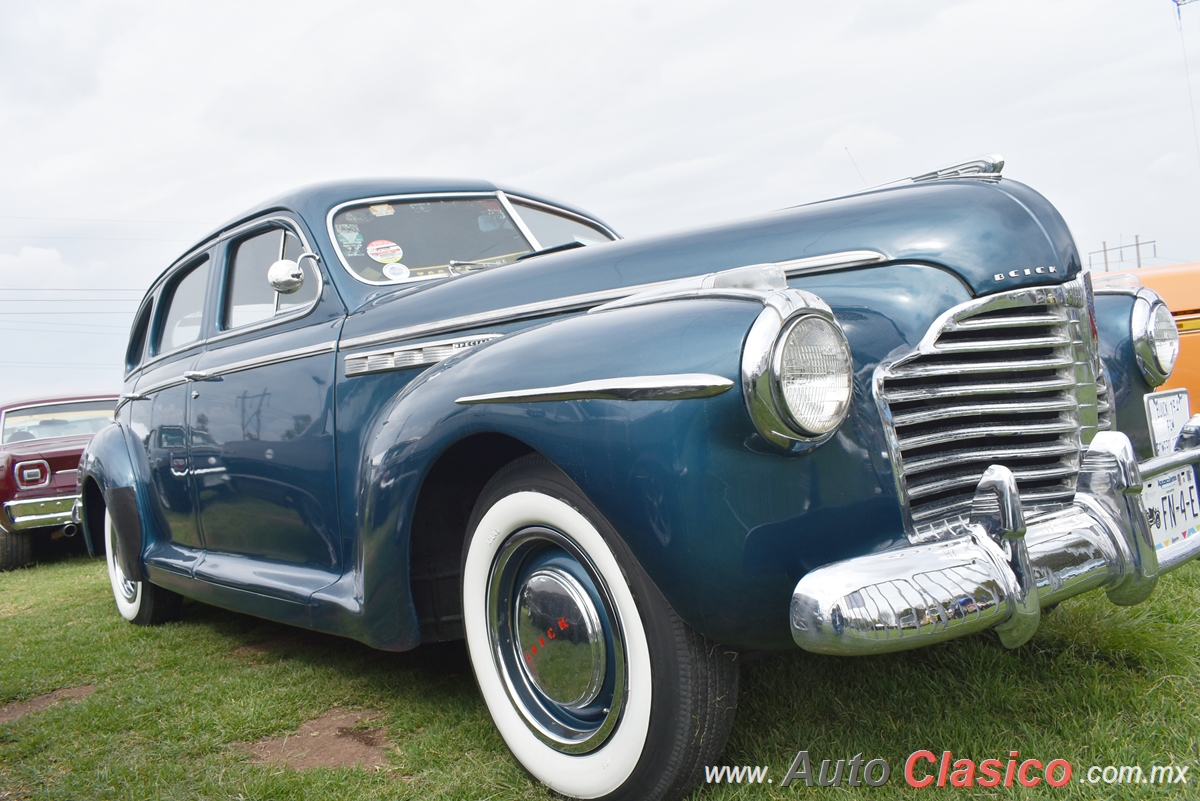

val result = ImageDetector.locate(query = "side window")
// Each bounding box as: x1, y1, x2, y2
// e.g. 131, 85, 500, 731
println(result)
224, 228, 318, 329
154, 256, 211, 355
511, 201, 614, 249
125, 301, 153, 373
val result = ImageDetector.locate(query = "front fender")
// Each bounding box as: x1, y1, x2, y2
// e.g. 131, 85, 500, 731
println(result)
355, 292, 907, 650
79, 422, 142, 578
1095, 292, 1156, 459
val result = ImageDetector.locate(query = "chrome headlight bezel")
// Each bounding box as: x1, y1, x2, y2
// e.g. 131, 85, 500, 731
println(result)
1132, 289, 1179, 387
742, 290, 854, 448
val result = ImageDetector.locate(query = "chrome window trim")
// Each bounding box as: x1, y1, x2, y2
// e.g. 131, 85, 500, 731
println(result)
326, 191, 532, 287
495, 191, 543, 251
148, 253, 213, 362
455, 374, 734, 405
345, 334, 502, 378
128, 215, 327, 380
504, 193, 622, 242
212, 215, 326, 342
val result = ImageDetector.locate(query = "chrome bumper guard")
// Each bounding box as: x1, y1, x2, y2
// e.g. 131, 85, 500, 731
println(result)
3, 495, 80, 532
790, 427, 1200, 655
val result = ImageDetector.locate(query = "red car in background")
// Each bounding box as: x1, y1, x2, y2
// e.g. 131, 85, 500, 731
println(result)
0, 395, 118, 570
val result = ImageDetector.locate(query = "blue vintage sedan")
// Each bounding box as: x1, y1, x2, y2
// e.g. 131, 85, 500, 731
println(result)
79, 159, 1200, 800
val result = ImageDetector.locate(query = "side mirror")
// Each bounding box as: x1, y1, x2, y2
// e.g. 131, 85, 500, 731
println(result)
268, 257, 307, 294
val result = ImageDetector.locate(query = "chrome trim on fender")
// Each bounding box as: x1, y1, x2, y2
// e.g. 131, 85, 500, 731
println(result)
345, 334, 502, 377
455, 374, 734, 405
340, 282, 679, 352
790, 431, 1200, 656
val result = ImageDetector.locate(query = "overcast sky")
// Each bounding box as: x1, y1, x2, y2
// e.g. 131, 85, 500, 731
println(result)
2, 0, 1199, 402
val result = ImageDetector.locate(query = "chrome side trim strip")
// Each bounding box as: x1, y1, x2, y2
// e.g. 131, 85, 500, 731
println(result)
778, 250, 888, 276
455, 374, 734, 405
340, 281, 678, 352
199, 341, 338, 380
345, 334, 502, 377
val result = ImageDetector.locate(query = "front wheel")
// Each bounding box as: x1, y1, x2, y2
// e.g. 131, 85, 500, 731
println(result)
104, 509, 181, 625
462, 455, 738, 801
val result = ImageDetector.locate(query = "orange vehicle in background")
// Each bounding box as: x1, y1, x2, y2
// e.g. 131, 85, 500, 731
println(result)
1107, 262, 1200, 401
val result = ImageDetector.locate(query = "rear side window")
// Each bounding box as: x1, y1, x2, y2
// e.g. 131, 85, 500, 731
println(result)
223, 228, 318, 329
155, 256, 211, 355
125, 301, 152, 373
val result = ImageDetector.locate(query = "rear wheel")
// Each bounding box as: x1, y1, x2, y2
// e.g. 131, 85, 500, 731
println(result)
0, 528, 32, 571
462, 455, 738, 801
104, 510, 181, 625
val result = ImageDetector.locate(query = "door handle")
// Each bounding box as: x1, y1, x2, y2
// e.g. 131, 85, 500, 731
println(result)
183, 371, 210, 382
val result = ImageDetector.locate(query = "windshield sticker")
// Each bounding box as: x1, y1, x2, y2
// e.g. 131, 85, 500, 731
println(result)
369, 204, 395, 217
367, 239, 404, 264
382, 263, 410, 281
342, 209, 372, 224
335, 224, 364, 256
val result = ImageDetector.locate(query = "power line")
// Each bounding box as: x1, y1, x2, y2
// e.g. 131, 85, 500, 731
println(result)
0, 214, 212, 225
0, 234, 195, 242
0, 287, 143, 292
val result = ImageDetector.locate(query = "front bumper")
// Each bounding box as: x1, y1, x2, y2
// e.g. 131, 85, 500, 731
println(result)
790, 429, 1200, 655
2, 495, 80, 532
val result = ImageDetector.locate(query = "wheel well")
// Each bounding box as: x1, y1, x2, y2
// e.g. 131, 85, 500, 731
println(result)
410, 434, 533, 643
82, 477, 107, 557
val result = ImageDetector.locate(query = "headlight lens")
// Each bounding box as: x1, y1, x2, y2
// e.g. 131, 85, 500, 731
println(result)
1151, 301, 1180, 376
1132, 293, 1180, 387
773, 315, 853, 436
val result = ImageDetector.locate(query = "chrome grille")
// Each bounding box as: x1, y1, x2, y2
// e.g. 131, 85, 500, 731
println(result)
877, 278, 1103, 541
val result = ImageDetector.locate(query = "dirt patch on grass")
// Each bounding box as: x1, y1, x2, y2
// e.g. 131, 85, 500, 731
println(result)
230, 632, 306, 659
0, 685, 96, 724
245, 709, 390, 770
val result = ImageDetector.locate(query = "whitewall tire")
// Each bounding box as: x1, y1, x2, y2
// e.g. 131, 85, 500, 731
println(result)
104, 509, 181, 625
462, 455, 738, 801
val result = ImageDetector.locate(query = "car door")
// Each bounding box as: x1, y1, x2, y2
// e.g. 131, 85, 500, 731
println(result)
124, 252, 213, 574
188, 217, 345, 599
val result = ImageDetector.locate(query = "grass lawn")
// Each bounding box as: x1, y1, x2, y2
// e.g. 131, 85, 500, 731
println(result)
2, 546, 1198, 800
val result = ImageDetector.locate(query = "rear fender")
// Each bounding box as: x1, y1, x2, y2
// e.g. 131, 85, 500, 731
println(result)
79, 422, 142, 578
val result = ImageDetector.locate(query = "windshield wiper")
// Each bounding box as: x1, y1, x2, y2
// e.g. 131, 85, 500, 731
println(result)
515, 241, 587, 261
447, 259, 507, 275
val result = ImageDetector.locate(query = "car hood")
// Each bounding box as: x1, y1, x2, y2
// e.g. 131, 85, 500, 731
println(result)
343, 178, 1081, 343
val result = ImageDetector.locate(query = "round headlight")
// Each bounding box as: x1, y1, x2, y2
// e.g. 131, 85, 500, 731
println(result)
1132, 293, 1180, 387
1151, 302, 1180, 375
772, 314, 853, 436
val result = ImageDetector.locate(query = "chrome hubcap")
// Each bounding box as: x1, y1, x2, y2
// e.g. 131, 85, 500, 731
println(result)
487, 526, 626, 754
514, 566, 607, 709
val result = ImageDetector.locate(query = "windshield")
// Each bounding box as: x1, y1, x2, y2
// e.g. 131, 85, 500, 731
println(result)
2, 400, 114, 444
330, 193, 617, 286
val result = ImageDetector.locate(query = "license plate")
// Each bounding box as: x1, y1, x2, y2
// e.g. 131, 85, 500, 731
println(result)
1143, 388, 1197, 558
1144, 388, 1191, 457
1145, 467, 1200, 557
